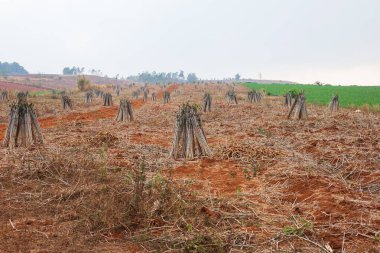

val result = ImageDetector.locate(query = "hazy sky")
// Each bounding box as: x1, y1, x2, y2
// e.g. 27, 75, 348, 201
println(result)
1, 0, 379, 85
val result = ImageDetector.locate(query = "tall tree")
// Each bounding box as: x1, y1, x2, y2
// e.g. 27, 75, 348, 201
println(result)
179, 70, 185, 79
127, 70, 198, 83
187, 73, 198, 83
62, 66, 85, 75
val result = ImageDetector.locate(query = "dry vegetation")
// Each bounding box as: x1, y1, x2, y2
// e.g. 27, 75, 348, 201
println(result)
0, 82, 379, 252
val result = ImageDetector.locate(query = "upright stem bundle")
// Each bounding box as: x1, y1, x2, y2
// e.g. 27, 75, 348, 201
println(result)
94, 89, 102, 98
103, 93, 113, 106
287, 93, 308, 120
61, 95, 73, 110
143, 91, 148, 102
3, 99, 43, 148
84, 91, 93, 103
170, 103, 211, 160
284, 93, 293, 107
16, 92, 28, 104
202, 93, 212, 112
163, 91, 170, 104
226, 89, 237, 104
116, 98, 134, 122
248, 90, 262, 103
132, 91, 139, 99
0, 90, 8, 101
329, 95, 339, 112
114, 85, 122, 96
151, 92, 157, 101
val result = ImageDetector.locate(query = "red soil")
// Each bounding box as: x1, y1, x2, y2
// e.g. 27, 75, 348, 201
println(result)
129, 131, 171, 147
168, 158, 257, 195
0, 83, 378, 252
157, 84, 179, 99
0, 99, 144, 141
0, 83, 178, 141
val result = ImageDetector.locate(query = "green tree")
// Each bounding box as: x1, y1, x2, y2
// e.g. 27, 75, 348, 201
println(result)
179, 70, 185, 79
63, 66, 85, 75
187, 73, 198, 83
0, 61, 28, 75
126, 70, 197, 83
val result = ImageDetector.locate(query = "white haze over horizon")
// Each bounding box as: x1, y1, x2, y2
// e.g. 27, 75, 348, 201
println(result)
0, 0, 379, 85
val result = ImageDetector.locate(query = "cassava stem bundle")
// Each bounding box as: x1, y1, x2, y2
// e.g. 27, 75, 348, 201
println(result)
170, 103, 211, 159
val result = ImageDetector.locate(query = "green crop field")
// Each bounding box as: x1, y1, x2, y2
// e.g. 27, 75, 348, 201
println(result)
244, 83, 380, 110
30, 90, 52, 96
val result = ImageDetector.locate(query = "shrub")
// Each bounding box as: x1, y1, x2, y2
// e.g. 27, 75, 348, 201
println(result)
77, 75, 91, 91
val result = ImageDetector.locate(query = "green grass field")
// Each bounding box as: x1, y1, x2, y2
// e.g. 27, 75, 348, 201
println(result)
30, 90, 52, 96
244, 83, 380, 110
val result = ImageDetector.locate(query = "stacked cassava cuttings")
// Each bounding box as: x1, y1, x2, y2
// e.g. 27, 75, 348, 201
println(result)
287, 93, 308, 120
103, 93, 113, 106
226, 89, 238, 104
16, 92, 28, 103
116, 98, 134, 122
285, 93, 293, 107
163, 91, 170, 104
84, 91, 93, 103
170, 103, 211, 160
143, 90, 148, 102
329, 95, 339, 112
3, 96, 43, 147
1, 90, 9, 101
94, 89, 102, 98
151, 92, 157, 101
61, 95, 73, 110
247, 90, 262, 103
202, 93, 212, 112
132, 91, 139, 99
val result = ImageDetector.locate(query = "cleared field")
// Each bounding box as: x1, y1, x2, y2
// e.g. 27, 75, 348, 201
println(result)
0, 81, 49, 92
245, 82, 380, 109
0, 84, 379, 252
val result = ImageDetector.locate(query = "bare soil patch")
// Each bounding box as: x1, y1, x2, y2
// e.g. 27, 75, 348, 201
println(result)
0, 83, 379, 252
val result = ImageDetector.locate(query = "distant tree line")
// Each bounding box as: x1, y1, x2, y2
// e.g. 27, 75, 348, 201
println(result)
0, 61, 28, 75
127, 70, 198, 83
63, 66, 104, 76
62, 66, 85, 75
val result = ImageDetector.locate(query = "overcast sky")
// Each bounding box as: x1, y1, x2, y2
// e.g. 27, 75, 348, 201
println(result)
0, 0, 379, 85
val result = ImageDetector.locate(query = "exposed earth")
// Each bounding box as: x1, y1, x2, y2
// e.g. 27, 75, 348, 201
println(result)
0, 83, 379, 252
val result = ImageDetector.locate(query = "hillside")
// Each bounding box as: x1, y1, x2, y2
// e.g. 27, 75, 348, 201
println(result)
0, 74, 127, 90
